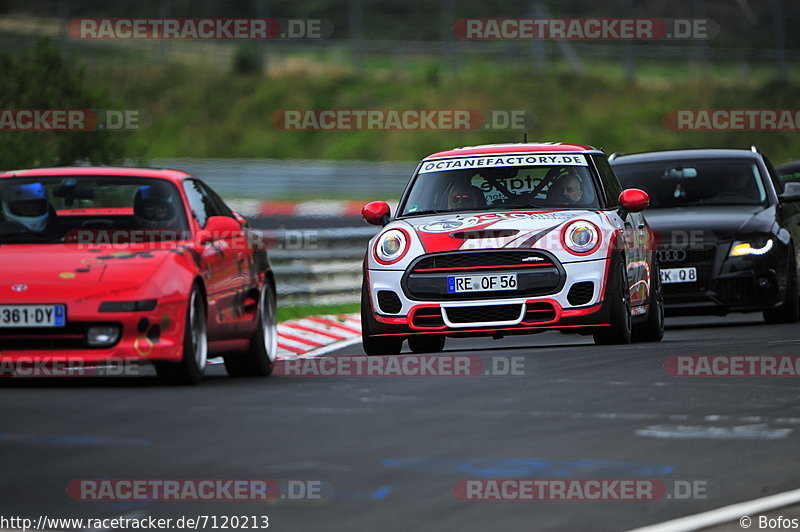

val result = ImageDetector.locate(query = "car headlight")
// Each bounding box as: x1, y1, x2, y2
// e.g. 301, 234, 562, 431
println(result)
375, 229, 409, 264
730, 238, 774, 256
562, 220, 601, 255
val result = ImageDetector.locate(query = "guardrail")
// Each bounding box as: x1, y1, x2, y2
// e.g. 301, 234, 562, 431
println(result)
265, 226, 379, 306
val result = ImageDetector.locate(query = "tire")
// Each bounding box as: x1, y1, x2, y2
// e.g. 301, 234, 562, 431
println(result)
224, 283, 277, 377
764, 249, 799, 324
633, 257, 665, 342
593, 258, 632, 345
361, 280, 404, 356
408, 334, 445, 354
155, 285, 208, 385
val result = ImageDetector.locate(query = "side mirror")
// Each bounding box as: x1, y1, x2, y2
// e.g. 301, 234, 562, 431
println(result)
197, 216, 243, 244
779, 182, 800, 203
619, 188, 650, 213
362, 201, 391, 226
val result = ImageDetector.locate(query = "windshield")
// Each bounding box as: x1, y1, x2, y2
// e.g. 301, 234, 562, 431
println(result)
0, 176, 190, 244
613, 158, 767, 209
401, 155, 601, 216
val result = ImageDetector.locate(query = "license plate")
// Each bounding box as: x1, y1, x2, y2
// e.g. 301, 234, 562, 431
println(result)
0, 305, 66, 327
660, 267, 697, 284
447, 273, 518, 293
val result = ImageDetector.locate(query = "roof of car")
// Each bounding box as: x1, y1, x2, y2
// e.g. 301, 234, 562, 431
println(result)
424, 143, 600, 159
0, 167, 193, 182
610, 148, 760, 165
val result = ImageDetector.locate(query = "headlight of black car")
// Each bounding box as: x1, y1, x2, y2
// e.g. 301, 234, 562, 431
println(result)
729, 236, 774, 257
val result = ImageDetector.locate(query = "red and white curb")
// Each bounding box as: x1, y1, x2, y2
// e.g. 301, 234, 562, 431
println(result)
277, 313, 362, 359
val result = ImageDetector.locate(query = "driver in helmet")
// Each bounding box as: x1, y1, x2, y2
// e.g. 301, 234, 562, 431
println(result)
133, 184, 179, 230
1, 183, 52, 232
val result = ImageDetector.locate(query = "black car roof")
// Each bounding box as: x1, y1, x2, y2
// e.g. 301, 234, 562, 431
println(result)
610, 149, 759, 165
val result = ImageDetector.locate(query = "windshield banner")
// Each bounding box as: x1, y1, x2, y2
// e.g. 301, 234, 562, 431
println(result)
419, 154, 588, 173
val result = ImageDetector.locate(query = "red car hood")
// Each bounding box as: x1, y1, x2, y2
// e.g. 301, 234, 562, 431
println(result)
0, 244, 173, 301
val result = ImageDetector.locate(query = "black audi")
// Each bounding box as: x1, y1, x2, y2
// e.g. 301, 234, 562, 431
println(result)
611, 148, 800, 322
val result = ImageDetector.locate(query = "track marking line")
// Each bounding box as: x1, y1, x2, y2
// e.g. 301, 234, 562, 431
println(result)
628, 486, 800, 532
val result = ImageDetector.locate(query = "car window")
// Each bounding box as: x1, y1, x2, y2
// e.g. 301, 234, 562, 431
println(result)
0, 176, 189, 244
197, 180, 235, 218
592, 155, 623, 207
613, 158, 768, 209
182, 179, 223, 228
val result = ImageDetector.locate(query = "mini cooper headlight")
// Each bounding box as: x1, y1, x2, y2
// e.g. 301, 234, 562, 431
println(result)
562, 220, 600, 255
730, 238, 774, 256
375, 229, 409, 264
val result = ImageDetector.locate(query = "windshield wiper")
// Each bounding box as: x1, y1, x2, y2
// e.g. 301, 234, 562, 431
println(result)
403, 209, 444, 217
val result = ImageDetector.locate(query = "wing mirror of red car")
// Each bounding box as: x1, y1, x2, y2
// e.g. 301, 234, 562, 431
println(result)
197, 216, 243, 244
618, 188, 650, 214
362, 201, 391, 226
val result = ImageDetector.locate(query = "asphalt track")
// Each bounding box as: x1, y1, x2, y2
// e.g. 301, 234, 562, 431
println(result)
2, 314, 800, 532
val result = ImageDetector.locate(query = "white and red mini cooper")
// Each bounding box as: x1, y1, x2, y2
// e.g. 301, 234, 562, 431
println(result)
360, 143, 664, 355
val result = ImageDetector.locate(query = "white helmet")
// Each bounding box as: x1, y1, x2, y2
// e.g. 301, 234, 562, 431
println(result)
2, 183, 49, 232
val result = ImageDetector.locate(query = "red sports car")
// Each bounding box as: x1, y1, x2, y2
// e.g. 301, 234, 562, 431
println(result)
0, 167, 278, 384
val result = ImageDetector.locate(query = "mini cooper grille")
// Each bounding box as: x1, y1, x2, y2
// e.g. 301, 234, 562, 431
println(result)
446, 304, 522, 324
412, 251, 553, 271
567, 282, 595, 306
377, 290, 402, 314
405, 251, 564, 301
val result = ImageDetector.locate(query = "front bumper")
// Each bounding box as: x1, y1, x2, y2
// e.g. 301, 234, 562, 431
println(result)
0, 297, 186, 363
661, 247, 784, 315
367, 258, 611, 336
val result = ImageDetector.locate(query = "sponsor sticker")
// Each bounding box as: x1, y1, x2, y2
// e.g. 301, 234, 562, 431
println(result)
419, 154, 588, 174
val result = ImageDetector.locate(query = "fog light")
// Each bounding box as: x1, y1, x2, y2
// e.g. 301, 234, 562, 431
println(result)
757, 277, 771, 289
87, 326, 120, 347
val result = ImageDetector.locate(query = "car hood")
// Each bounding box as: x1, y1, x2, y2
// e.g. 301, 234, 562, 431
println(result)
0, 244, 175, 301
397, 209, 593, 253
643, 205, 775, 244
